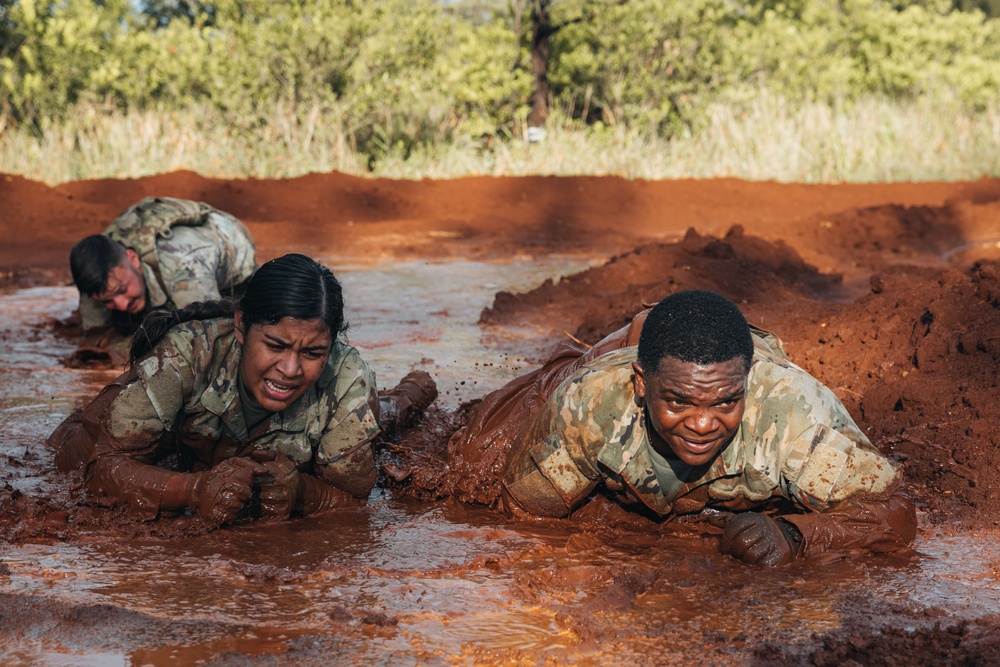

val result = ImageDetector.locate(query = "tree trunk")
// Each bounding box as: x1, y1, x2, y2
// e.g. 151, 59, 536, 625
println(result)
528, 0, 552, 129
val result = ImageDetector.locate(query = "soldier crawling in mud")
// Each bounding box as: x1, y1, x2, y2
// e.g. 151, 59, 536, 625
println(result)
70, 196, 258, 335
49, 254, 437, 527
451, 290, 917, 566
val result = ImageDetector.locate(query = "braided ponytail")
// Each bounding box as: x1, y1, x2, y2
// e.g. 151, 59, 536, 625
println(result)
129, 300, 236, 366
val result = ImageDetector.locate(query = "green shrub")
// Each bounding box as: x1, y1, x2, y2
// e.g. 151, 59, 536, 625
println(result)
1, 0, 998, 160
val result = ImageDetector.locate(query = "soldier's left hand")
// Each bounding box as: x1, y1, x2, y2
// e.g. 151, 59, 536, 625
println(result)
255, 454, 301, 520
719, 512, 802, 566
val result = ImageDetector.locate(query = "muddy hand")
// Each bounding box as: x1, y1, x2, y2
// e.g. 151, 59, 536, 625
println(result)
187, 457, 269, 524
255, 454, 301, 520
719, 513, 802, 566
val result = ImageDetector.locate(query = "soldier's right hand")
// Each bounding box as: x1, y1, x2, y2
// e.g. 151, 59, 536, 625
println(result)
719, 512, 802, 566
187, 458, 268, 524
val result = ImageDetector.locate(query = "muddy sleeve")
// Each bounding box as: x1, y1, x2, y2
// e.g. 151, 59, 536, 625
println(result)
746, 360, 904, 509
756, 366, 917, 557
781, 489, 918, 558
83, 342, 194, 518
501, 389, 603, 518
313, 364, 381, 499
156, 231, 223, 308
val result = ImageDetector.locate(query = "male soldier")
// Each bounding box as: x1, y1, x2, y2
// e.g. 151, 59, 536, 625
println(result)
70, 196, 258, 335
453, 290, 916, 566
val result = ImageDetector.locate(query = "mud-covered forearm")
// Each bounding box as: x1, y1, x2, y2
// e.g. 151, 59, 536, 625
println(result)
85, 454, 184, 519
313, 445, 378, 500
296, 472, 367, 515
50, 368, 186, 519
781, 489, 917, 558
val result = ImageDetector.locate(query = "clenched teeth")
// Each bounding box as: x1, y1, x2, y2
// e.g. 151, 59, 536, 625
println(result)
265, 379, 293, 393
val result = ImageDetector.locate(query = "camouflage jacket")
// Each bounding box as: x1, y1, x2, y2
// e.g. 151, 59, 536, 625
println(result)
90, 318, 380, 518
80, 197, 258, 332
503, 332, 903, 519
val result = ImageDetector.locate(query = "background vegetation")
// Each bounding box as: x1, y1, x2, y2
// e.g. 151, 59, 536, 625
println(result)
0, 0, 998, 182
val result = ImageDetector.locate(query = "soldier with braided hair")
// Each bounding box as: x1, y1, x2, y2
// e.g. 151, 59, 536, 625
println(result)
455, 290, 916, 565
49, 254, 437, 527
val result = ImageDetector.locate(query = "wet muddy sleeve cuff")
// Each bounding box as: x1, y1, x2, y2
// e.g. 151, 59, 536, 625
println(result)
781, 490, 917, 559
87, 456, 188, 520
296, 473, 365, 516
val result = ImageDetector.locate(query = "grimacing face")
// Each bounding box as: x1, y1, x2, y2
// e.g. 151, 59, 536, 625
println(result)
632, 356, 747, 467
92, 249, 147, 314
234, 311, 333, 413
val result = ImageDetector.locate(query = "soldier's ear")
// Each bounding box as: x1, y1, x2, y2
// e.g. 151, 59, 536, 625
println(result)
234, 309, 245, 345
125, 248, 141, 270
632, 361, 646, 400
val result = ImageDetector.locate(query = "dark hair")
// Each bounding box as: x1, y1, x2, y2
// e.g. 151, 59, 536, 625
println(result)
238, 253, 348, 335
70, 235, 129, 295
129, 254, 348, 365
637, 290, 754, 375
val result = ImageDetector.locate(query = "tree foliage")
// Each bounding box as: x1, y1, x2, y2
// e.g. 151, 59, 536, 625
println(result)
0, 0, 997, 160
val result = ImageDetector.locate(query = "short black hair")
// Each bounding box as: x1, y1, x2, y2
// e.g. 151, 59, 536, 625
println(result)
637, 290, 754, 374
70, 235, 129, 296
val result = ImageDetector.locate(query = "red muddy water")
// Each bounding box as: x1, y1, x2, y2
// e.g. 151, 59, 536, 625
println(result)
2, 172, 1000, 665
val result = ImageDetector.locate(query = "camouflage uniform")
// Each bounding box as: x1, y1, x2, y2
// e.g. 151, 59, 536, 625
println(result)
79, 197, 258, 332
503, 326, 916, 558
50, 318, 381, 520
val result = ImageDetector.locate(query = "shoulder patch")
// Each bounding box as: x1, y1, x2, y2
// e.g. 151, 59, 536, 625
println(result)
530, 433, 597, 506
785, 423, 901, 505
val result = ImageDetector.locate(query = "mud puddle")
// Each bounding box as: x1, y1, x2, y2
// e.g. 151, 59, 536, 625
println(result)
2, 259, 999, 666
331, 257, 600, 406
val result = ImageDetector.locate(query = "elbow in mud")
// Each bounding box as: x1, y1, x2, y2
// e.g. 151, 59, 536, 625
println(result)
500, 480, 570, 519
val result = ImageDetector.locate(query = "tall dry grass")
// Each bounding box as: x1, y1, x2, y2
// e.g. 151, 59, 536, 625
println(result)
1, 92, 998, 184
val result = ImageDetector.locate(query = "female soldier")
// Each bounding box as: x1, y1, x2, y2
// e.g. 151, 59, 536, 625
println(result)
49, 253, 435, 526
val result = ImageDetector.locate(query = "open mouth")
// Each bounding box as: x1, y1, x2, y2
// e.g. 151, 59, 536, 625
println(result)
263, 378, 297, 401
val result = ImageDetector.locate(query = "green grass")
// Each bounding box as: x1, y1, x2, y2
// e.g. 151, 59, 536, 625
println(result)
2, 91, 998, 184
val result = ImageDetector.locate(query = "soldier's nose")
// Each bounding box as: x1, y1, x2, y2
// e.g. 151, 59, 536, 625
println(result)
688, 410, 716, 435
276, 353, 302, 377
112, 295, 131, 311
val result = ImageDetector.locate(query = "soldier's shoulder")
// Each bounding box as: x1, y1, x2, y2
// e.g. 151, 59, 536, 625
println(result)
318, 340, 375, 386
152, 317, 234, 357
582, 346, 637, 374
559, 348, 636, 407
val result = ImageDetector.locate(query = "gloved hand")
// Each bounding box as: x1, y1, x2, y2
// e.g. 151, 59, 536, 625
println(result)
186, 457, 267, 524
255, 454, 301, 520
719, 512, 802, 566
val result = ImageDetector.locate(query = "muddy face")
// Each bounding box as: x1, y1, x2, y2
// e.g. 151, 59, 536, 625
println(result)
91, 249, 146, 314
633, 356, 746, 466
234, 313, 332, 412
